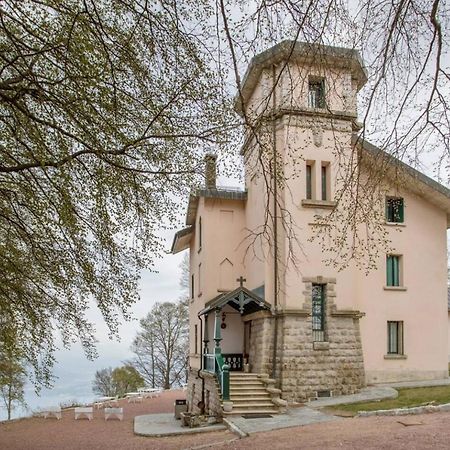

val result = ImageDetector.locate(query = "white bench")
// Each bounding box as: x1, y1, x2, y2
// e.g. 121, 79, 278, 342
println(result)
74, 407, 93, 420
42, 406, 61, 420
104, 407, 123, 421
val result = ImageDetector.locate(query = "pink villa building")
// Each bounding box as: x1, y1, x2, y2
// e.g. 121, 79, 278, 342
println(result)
172, 41, 450, 416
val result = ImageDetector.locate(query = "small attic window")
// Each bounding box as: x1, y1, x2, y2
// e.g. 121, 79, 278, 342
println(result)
309, 77, 325, 109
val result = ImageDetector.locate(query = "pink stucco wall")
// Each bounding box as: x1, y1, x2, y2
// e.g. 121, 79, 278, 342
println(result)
182, 52, 449, 382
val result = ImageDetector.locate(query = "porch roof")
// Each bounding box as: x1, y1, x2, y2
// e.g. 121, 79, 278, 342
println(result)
198, 287, 272, 316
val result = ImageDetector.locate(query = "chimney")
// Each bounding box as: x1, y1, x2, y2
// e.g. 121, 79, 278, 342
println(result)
204, 154, 217, 189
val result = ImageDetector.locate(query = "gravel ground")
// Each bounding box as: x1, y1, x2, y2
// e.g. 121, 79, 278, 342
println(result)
3, 391, 450, 450
216, 411, 450, 450
0, 389, 232, 450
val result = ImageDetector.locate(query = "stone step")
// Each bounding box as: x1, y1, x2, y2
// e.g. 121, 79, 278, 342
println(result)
230, 386, 268, 393
229, 377, 261, 382
223, 409, 279, 416
230, 378, 264, 384
229, 373, 261, 378
230, 401, 276, 408
230, 397, 273, 408
230, 393, 271, 400
230, 383, 265, 389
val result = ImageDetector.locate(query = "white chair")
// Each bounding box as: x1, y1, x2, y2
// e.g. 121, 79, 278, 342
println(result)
74, 407, 93, 420
42, 406, 61, 420
104, 407, 123, 421
107, 397, 119, 407
128, 395, 143, 403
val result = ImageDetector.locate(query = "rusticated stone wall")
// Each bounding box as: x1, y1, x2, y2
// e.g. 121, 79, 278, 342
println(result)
187, 370, 222, 417
248, 277, 365, 403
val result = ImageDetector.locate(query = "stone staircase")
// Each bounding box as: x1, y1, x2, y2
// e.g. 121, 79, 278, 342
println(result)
221, 372, 287, 415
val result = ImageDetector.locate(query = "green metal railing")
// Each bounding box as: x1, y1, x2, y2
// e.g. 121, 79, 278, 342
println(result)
215, 352, 230, 401
203, 352, 230, 401
202, 308, 230, 402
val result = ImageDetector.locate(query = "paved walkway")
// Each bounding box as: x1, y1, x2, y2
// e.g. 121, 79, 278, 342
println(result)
224, 407, 338, 436
134, 413, 226, 437
307, 386, 398, 408
378, 378, 450, 389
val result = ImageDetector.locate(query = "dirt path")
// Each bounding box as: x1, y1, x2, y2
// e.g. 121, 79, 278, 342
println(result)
2, 391, 450, 449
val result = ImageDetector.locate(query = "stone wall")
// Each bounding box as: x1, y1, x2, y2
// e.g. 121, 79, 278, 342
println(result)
248, 277, 366, 403
279, 277, 365, 402
186, 369, 222, 417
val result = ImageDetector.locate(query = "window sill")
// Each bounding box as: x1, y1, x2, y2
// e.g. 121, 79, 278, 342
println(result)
313, 341, 330, 351
384, 354, 407, 360
383, 286, 407, 291
301, 199, 337, 209
385, 222, 406, 227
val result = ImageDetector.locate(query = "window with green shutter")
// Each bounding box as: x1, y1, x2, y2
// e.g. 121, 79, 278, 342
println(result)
386, 255, 401, 286
386, 197, 404, 223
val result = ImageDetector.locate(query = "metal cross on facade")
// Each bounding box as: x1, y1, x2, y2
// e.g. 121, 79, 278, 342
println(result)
237, 276, 246, 288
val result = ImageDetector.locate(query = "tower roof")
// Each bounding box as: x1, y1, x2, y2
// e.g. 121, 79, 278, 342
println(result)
234, 40, 367, 115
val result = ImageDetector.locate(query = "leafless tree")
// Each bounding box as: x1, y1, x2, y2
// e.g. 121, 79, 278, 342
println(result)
130, 300, 188, 389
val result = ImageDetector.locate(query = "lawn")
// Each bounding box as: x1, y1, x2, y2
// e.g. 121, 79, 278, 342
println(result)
328, 385, 450, 415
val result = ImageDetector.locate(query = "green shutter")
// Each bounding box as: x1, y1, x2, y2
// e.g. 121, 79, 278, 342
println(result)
392, 256, 398, 286
386, 256, 393, 286
398, 200, 404, 222
387, 255, 400, 286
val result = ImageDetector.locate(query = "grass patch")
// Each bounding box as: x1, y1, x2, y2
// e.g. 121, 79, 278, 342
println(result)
328, 385, 450, 414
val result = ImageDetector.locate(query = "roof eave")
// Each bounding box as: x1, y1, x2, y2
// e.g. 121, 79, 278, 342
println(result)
171, 226, 193, 254
234, 40, 368, 115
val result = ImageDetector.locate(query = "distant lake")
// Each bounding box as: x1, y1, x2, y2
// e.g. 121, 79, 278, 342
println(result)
0, 344, 134, 422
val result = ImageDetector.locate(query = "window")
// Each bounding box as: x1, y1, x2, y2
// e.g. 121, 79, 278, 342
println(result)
306, 163, 313, 199
387, 321, 404, 355
191, 274, 194, 300
309, 78, 325, 109
198, 217, 202, 250
386, 197, 404, 223
386, 255, 401, 287
312, 284, 326, 342
321, 164, 329, 201
194, 324, 198, 354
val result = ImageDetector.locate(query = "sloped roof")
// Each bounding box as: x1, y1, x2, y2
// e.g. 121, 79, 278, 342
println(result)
186, 187, 247, 226
198, 287, 271, 316
170, 187, 247, 254
357, 137, 450, 226
171, 226, 193, 254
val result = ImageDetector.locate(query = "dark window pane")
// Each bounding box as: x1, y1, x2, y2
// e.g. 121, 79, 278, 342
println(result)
306, 164, 312, 199
387, 321, 404, 354
309, 79, 325, 108
321, 166, 327, 200
386, 197, 404, 223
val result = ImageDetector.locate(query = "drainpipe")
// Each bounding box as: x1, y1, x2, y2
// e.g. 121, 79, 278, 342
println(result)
197, 313, 205, 414
271, 63, 279, 380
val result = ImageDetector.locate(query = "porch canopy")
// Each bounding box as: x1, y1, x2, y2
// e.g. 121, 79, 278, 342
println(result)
199, 286, 271, 316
